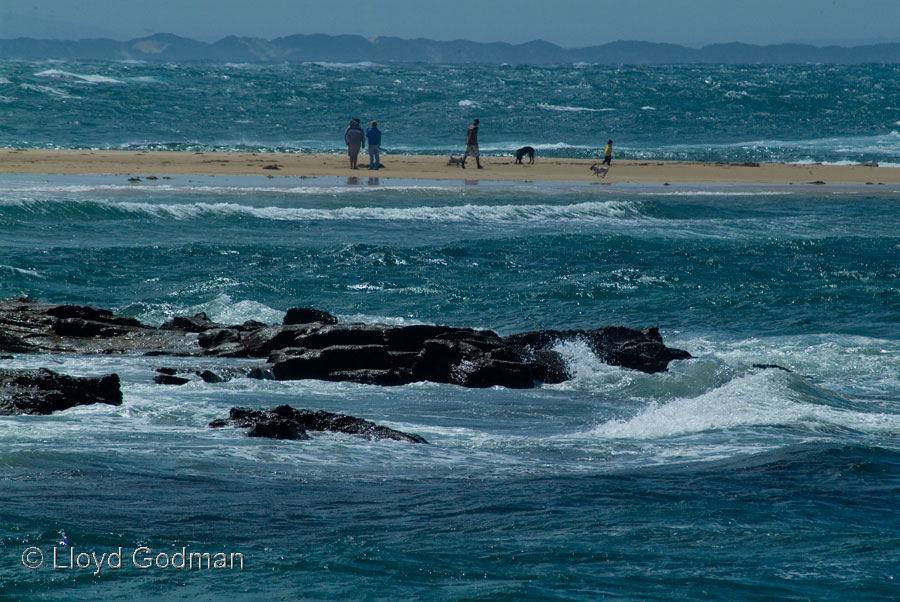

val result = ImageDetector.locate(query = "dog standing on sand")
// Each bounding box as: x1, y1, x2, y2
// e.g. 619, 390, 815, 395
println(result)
447, 155, 463, 167
590, 163, 609, 178
514, 146, 535, 164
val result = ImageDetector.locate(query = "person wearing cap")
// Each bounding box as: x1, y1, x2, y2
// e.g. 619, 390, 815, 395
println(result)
344, 118, 365, 169
365, 120, 382, 170
461, 118, 482, 169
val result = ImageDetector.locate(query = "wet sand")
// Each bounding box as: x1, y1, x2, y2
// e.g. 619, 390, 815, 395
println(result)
1, 148, 898, 184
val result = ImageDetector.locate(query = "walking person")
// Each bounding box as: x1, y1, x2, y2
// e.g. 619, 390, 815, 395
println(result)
366, 121, 382, 170
344, 118, 365, 169
461, 118, 482, 169
603, 139, 613, 166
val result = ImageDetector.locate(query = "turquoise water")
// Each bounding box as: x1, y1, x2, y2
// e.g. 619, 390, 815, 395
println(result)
2, 61, 900, 600
1, 61, 900, 164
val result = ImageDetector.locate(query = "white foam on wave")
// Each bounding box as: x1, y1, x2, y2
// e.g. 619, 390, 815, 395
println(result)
19, 83, 73, 98
34, 69, 125, 85
589, 369, 900, 440
537, 103, 613, 112
458, 99, 482, 108
110, 198, 641, 224
309, 61, 379, 69
0, 264, 45, 278
137, 293, 285, 328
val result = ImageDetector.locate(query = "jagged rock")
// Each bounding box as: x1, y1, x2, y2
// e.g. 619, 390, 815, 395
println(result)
212, 405, 427, 443
152, 365, 255, 385
283, 307, 338, 325
0, 299, 692, 391
530, 349, 570, 383
45, 304, 142, 328
450, 358, 535, 388
246, 419, 309, 440
0, 331, 33, 353
198, 327, 242, 348
154, 373, 191, 385
160, 312, 217, 332
504, 326, 691, 374
0, 368, 122, 415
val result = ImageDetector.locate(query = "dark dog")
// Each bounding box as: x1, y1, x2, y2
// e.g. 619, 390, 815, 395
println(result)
514, 146, 535, 164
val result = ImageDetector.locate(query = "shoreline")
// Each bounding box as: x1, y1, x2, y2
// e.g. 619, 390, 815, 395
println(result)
2, 147, 900, 185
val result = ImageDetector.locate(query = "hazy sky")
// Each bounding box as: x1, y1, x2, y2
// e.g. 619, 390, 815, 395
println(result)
3, 0, 899, 47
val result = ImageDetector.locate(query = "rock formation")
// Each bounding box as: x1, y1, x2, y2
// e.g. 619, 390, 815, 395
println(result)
1, 298, 692, 393
210, 405, 427, 443
0, 368, 121, 415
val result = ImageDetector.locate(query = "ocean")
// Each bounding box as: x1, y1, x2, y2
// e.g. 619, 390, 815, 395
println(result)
2, 60, 900, 600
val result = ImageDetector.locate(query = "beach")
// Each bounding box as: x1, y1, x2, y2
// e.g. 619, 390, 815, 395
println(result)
2, 147, 899, 184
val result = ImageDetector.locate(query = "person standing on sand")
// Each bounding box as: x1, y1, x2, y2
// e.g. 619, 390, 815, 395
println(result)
603, 139, 613, 166
461, 118, 483, 169
344, 118, 365, 169
366, 121, 382, 170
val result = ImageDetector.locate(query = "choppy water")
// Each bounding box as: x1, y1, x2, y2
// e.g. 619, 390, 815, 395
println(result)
2, 60, 900, 600
1, 60, 900, 164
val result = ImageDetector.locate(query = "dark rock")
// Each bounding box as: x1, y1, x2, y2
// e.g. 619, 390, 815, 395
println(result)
214, 404, 426, 443
198, 327, 242, 348
326, 368, 414, 386
240, 319, 268, 330
0, 299, 692, 390
384, 324, 461, 351
154, 373, 191, 385
0, 368, 122, 415
752, 363, 793, 373
0, 331, 33, 353
504, 326, 691, 374
283, 307, 338, 325
246, 419, 308, 440
45, 304, 143, 328
271, 344, 393, 380
239, 325, 318, 358
199, 369, 225, 383
160, 312, 218, 332
51, 318, 133, 338
411, 339, 484, 383
530, 349, 570, 384
292, 324, 387, 349
450, 358, 535, 389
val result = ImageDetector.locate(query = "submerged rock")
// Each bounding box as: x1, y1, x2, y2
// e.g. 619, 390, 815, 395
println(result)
211, 405, 427, 443
0, 368, 122, 416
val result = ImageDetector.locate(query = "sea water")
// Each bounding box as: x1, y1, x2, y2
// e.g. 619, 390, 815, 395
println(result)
2, 61, 900, 601
1, 60, 900, 164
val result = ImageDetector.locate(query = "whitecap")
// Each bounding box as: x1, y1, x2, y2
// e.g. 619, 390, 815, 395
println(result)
0, 264, 45, 278
458, 99, 482, 108
309, 61, 379, 69
537, 103, 612, 112
19, 83, 73, 98
34, 69, 125, 85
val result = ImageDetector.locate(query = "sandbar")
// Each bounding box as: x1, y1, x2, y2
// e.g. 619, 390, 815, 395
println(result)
1, 148, 898, 185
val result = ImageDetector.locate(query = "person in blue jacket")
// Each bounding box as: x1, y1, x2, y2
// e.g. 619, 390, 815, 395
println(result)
366, 121, 382, 170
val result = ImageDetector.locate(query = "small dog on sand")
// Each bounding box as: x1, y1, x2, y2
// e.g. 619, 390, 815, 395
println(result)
514, 146, 535, 164
447, 155, 463, 167
590, 163, 609, 178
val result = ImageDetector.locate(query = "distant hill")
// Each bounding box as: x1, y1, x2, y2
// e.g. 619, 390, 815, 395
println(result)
1, 33, 900, 64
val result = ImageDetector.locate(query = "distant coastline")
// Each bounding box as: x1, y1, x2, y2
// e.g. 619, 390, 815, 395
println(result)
1, 33, 900, 64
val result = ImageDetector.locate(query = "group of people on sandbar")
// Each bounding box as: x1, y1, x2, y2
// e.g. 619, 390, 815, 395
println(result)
344, 118, 382, 170
343, 117, 613, 170
343, 118, 483, 170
